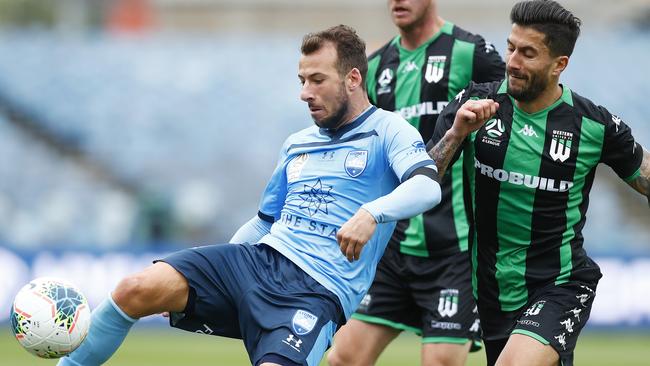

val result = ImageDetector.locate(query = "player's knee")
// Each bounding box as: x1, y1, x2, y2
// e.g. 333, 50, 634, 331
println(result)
423, 343, 469, 366
327, 346, 359, 366
112, 273, 155, 317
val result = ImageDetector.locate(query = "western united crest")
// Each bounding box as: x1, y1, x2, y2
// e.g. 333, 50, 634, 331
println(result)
292, 310, 318, 335
425, 55, 446, 83
549, 130, 573, 163
344, 150, 368, 177
437, 289, 459, 317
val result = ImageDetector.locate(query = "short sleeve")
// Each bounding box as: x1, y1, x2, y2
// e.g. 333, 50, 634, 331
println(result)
383, 114, 435, 182
600, 109, 643, 181
426, 83, 475, 165
472, 37, 506, 83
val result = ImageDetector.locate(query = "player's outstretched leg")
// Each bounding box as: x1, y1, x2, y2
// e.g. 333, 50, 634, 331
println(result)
57, 261, 190, 366
327, 318, 400, 366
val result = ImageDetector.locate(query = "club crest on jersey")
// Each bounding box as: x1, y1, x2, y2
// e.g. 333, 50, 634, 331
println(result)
344, 150, 368, 177
549, 130, 573, 163
292, 310, 318, 335
425, 55, 446, 83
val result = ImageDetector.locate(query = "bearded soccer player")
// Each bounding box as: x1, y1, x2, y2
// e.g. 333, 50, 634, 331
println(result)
428, 1, 650, 366
57, 25, 442, 366
329, 1, 504, 365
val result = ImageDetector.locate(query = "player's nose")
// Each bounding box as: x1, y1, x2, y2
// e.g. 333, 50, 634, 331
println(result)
300, 83, 315, 102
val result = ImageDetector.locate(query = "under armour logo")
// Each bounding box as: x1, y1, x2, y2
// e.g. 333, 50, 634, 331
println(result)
283, 334, 303, 352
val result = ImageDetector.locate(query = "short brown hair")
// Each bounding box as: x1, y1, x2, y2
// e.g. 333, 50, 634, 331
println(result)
301, 25, 368, 90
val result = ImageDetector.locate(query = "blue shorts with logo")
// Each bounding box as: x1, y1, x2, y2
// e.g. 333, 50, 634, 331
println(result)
157, 243, 345, 366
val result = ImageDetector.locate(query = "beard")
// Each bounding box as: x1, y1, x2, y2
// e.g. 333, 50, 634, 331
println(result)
313, 84, 349, 130
507, 71, 548, 102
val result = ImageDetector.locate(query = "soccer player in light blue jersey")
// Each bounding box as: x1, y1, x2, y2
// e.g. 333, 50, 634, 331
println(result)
57, 25, 442, 366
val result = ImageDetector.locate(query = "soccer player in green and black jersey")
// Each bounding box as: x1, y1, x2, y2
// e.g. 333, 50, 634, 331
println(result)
328, 1, 504, 366
428, 1, 650, 365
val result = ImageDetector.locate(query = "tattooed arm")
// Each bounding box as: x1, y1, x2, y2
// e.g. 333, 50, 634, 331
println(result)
428, 99, 499, 177
627, 147, 650, 208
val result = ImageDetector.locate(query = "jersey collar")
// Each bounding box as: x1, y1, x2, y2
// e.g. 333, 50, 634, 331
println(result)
319, 105, 377, 139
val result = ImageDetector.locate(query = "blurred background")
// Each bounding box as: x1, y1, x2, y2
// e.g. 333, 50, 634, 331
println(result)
0, 0, 649, 363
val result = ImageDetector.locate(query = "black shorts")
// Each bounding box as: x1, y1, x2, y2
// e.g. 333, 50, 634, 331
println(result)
352, 247, 480, 347
157, 243, 344, 366
479, 281, 598, 366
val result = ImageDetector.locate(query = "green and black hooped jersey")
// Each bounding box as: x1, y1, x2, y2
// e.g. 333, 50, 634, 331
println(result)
432, 80, 644, 311
366, 22, 505, 257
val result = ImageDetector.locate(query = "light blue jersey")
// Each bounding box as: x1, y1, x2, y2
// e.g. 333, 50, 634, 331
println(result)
258, 106, 434, 318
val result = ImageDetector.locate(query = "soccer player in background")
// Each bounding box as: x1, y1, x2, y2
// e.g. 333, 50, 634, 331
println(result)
427, 1, 650, 365
328, 1, 504, 365
57, 25, 443, 366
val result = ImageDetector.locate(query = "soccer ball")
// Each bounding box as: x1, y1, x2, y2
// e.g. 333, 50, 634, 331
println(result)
10, 277, 91, 358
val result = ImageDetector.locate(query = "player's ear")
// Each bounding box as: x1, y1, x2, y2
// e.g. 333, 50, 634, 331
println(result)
552, 55, 569, 76
346, 68, 363, 91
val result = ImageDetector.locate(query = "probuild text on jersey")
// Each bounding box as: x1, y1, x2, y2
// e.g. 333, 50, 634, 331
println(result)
474, 158, 574, 192
278, 212, 338, 238
397, 101, 449, 119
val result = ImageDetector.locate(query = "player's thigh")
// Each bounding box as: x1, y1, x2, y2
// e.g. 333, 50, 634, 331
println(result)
328, 318, 400, 366
495, 333, 559, 366
113, 261, 189, 318
421, 341, 471, 366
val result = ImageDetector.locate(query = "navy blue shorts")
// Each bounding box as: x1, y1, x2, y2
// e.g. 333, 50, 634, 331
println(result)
157, 243, 344, 366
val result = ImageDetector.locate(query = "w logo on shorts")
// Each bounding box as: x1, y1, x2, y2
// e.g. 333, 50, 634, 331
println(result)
437, 289, 459, 317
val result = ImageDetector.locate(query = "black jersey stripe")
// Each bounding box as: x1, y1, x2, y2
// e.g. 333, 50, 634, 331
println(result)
287, 131, 377, 151
472, 92, 513, 308
374, 39, 399, 112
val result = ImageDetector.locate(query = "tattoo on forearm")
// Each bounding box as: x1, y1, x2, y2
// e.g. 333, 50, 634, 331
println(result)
628, 147, 650, 207
428, 135, 463, 178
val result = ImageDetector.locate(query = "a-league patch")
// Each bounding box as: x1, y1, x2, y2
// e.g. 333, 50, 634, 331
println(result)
287, 153, 309, 183
292, 310, 318, 335
344, 150, 368, 177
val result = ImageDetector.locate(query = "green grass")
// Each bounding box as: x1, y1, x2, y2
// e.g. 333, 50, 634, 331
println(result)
3, 326, 650, 365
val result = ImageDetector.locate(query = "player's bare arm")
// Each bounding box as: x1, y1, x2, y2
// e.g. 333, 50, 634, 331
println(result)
627, 147, 650, 207
428, 99, 499, 177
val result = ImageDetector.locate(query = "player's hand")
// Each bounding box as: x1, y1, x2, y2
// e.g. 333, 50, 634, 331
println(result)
450, 99, 499, 137
337, 208, 377, 262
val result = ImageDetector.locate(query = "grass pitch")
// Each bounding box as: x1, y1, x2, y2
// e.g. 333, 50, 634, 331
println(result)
3, 326, 649, 365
